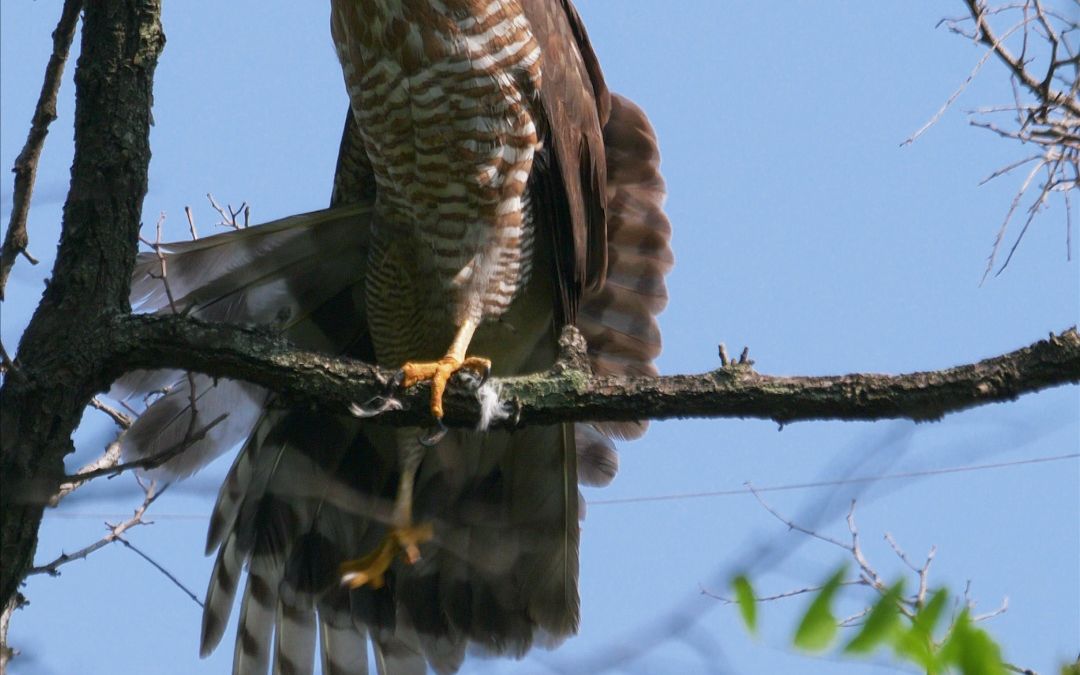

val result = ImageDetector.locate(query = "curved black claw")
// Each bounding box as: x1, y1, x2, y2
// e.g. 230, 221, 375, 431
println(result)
475, 361, 491, 388
419, 419, 448, 447
455, 362, 491, 390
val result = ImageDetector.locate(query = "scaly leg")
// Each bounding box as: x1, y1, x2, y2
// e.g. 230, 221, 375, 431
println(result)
399, 318, 491, 420
339, 319, 490, 589
340, 435, 432, 589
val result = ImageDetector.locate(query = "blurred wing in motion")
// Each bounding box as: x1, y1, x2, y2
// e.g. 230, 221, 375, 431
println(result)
115, 2, 672, 673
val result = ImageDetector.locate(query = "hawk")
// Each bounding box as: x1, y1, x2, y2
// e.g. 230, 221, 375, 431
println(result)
117, 1, 672, 672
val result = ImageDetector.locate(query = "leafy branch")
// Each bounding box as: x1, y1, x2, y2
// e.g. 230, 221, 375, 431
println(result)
721, 496, 1023, 674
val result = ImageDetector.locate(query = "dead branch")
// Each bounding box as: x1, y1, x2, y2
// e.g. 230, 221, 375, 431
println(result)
0, 0, 82, 299
115, 537, 203, 608
884, 532, 937, 607
963, 0, 1080, 119
699, 580, 866, 606
206, 193, 248, 230
912, 1, 1079, 280
62, 412, 227, 485
0, 593, 24, 673
88, 397, 134, 429
49, 439, 123, 507
28, 478, 165, 578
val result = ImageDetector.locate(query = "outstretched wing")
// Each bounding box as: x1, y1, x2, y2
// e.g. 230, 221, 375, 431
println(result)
115, 2, 673, 673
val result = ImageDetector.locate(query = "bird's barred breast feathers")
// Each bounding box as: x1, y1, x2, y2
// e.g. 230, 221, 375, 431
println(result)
331, 0, 545, 330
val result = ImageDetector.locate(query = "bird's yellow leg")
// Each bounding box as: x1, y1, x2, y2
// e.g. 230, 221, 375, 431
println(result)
338, 319, 491, 589
399, 318, 491, 419
340, 439, 433, 589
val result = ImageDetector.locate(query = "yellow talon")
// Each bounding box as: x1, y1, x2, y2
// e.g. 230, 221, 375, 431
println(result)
339, 523, 435, 589
400, 355, 491, 419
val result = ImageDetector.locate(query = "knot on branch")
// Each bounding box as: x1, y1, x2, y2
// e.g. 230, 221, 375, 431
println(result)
716, 342, 756, 379
555, 325, 591, 374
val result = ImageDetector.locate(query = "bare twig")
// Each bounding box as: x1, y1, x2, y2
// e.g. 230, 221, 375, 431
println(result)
62, 412, 227, 484
207, 193, 247, 230
0, 0, 82, 300
28, 479, 166, 577
838, 606, 873, 627
914, 1, 1079, 280
699, 580, 866, 605
723, 494, 1030, 668
115, 537, 203, 608
49, 439, 124, 506
139, 212, 177, 312
184, 205, 199, 240
974, 597, 1010, 622
747, 483, 851, 550
903, 22, 1020, 146
89, 396, 134, 429
884, 532, 936, 606
745, 492, 908, 611
964, 0, 1080, 118
0, 592, 26, 673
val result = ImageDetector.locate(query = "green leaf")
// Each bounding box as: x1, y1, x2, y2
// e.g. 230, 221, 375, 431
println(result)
892, 589, 948, 670
793, 567, 846, 652
731, 575, 757, 634
939, 610, 1006, 675
912, 588, 948, 639
844, 579, 904, 654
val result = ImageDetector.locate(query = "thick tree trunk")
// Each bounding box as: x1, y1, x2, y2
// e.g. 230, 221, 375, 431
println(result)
0, 0, 164, 611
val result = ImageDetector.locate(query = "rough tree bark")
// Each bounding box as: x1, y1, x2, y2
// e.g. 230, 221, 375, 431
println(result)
0, 0, 165, 614
1, 0, 1078, 653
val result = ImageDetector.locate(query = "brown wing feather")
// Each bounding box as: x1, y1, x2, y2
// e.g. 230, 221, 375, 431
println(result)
522, 0, 610, 325
580, 93, 674, 440
330, 109, 377, 209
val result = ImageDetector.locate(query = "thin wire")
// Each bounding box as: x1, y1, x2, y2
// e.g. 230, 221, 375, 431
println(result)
48, 452, 1079, 517
587, 452, 1079, 506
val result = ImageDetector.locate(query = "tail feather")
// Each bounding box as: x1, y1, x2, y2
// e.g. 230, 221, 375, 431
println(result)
115, 91, 669, 675
273, 593, 317, 675
233, 570, 278, 675
319, 612, 369, 675
578, 92, 673, 440
202, 532, 243, 657
574, 424, 618, 487
371, 631, 426, 675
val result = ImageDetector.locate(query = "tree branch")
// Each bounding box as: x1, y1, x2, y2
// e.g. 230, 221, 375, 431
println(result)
964, 0, 1080, 119
114, 314, 1080, 430
0, 0, 164, 613
0, 0, 82, 299
27, 479, 165, 578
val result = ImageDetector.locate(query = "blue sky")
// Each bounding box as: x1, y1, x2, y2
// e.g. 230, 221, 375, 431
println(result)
2, 2, 1077, 674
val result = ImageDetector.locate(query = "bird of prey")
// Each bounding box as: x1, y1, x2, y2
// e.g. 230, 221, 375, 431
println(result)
117, 1, 672, 672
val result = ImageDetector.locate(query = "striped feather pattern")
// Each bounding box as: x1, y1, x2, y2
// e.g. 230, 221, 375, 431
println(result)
578, 94, 673, 440
319, 612, 369, 675
331, 0, 544, 331
114, 206, 371, 477
112, 2, 672, 674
